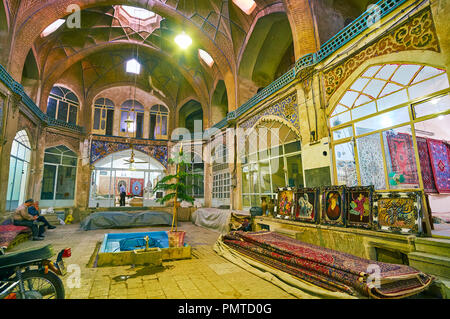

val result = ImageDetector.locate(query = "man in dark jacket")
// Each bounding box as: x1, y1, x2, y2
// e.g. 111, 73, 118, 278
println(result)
13, 199, 45, 241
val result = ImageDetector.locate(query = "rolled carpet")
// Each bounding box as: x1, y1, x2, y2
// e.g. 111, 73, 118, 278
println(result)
220, 231, 433, 299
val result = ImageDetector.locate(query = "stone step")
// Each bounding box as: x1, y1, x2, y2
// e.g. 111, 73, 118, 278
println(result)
408, 251, 450, 279
414, 237, 450, 258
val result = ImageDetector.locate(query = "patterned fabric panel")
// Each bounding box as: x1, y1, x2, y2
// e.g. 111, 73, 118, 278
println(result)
427, 138, 450, 193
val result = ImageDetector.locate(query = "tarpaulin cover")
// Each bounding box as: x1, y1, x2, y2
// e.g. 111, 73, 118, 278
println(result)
80, 211, 172, 231
191, 208, 250, 234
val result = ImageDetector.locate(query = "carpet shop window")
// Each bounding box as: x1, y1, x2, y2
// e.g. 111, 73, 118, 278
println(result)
329, 63, 450, 192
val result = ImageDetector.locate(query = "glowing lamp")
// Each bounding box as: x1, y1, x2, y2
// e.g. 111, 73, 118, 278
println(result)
126, 59, 141, 74
175, 32, 192, 50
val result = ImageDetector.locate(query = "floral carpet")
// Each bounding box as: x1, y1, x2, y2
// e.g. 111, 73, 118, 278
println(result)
221, 231, 433, 299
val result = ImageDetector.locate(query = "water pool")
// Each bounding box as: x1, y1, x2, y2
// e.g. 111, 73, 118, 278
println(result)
100, 231, 170, 253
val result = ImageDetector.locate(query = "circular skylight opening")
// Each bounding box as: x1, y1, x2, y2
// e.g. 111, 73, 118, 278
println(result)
121, 5, 155, 20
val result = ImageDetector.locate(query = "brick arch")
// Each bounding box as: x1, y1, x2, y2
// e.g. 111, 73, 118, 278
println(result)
39, 41, 209, 110
236, 2, 287, 71
9, 0, 236, 109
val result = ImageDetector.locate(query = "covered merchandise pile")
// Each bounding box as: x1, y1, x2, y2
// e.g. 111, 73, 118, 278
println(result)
217, 231, 433, 299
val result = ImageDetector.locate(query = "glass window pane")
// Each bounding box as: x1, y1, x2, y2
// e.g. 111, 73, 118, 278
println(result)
46, 98, 57, 119
284, 141, 301, 154
40, 165, 57, 200
286, 156, 303, 188
331, 104, 348, 116
44, 153, 60, 164
375, 64, 398, 80
93, 109, 101, 130
55, 166, 77, 199
17, 144, 26, 160
354, 94, 372, 107
62, 156, 77, 166
377, 89, 408, 111
270, 157, 285, 191
242, 166, 250, 194
350, 78, 370, 91
363, 79, 385, 98
333, 126, 353, 140
259, 161, 271, 194
383, 126, 420, 189
412, 66, 444, 84
57, 101, 68, 122
414, 94, 450, 118
356, 133, 386, 189
161, 115, 168, 135
352, 102, 376, 120
391, 64, 421, 85
334, 142, 357, 186
330, 111, 351, 127
355, 106, 409, 135
11, 140, 18, 158
363, 65, 382, 78
340, 91, 359, 107
409, 74, 449, 100
68, 105, 77, 124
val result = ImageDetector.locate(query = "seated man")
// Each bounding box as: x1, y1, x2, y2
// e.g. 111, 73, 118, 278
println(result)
13, 199, 45, 241
27, 201, 56, 230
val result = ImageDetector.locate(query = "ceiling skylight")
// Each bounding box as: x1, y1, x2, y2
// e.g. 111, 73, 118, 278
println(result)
199, 49, 214, 67
126, 59, 141, 75
121, 6, 155, 20
232, 0, 256, 15
41, 19, 66, 37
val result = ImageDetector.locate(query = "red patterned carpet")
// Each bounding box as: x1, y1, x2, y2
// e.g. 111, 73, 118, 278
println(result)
222, 231, 433, 298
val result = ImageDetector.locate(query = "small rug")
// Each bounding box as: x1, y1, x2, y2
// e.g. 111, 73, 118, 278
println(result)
221, 231, 433, 299
427, 138, 450, 193
0, 225, 31, 248
386, 132, 418, 184
416, 137, 437, 193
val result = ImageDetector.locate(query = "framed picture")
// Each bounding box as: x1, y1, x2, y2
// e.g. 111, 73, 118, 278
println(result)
321, 186, 346, 227
276, 187, 295, 220
294, 187, 319, 223
346, 186, 374, 229
373, 191, 423, 235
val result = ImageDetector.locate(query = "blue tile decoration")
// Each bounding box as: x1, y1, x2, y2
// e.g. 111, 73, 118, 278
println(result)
90, 140, 168, 168
240, 92, 300, 134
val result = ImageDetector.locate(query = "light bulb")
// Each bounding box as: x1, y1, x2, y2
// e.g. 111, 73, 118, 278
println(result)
175, 32, 192, 50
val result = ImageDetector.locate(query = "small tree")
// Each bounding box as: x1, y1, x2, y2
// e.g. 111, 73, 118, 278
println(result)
152, 147, 201, 232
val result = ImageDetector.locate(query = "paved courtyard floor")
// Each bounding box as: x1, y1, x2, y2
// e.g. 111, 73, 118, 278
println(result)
8, 222, 297, 299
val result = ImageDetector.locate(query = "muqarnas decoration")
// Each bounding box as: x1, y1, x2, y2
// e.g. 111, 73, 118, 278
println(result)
294, 188, 319, 223
346, 186, 374, 229
373, 191, 423, 235
276, 188, 295, 220
321, 186, 346, 227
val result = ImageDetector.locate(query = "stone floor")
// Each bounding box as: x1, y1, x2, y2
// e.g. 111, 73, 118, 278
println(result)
8, 222, 297, 299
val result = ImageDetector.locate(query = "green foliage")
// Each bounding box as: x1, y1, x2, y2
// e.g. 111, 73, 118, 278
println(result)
152, 148, 200, 206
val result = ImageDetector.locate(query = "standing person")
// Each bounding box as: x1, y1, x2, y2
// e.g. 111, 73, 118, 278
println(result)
119, 183, 126, 206
13, 199, 45, 241
27, 201, 56, 229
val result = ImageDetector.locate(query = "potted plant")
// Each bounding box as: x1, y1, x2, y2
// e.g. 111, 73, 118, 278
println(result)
152, 146, 201, 247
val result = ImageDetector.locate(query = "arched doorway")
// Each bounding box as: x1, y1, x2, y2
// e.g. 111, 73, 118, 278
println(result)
241, 119, 302, 209
6, 130, 32, 211
89, 149, 166, 207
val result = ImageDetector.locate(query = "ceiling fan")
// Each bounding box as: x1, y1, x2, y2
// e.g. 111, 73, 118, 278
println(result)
123, 145, 149, 166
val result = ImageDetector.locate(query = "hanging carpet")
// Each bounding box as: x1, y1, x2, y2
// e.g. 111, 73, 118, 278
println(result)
386, 132, 418, 184
427, 138, 450, 193
416, 137, 437, 193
